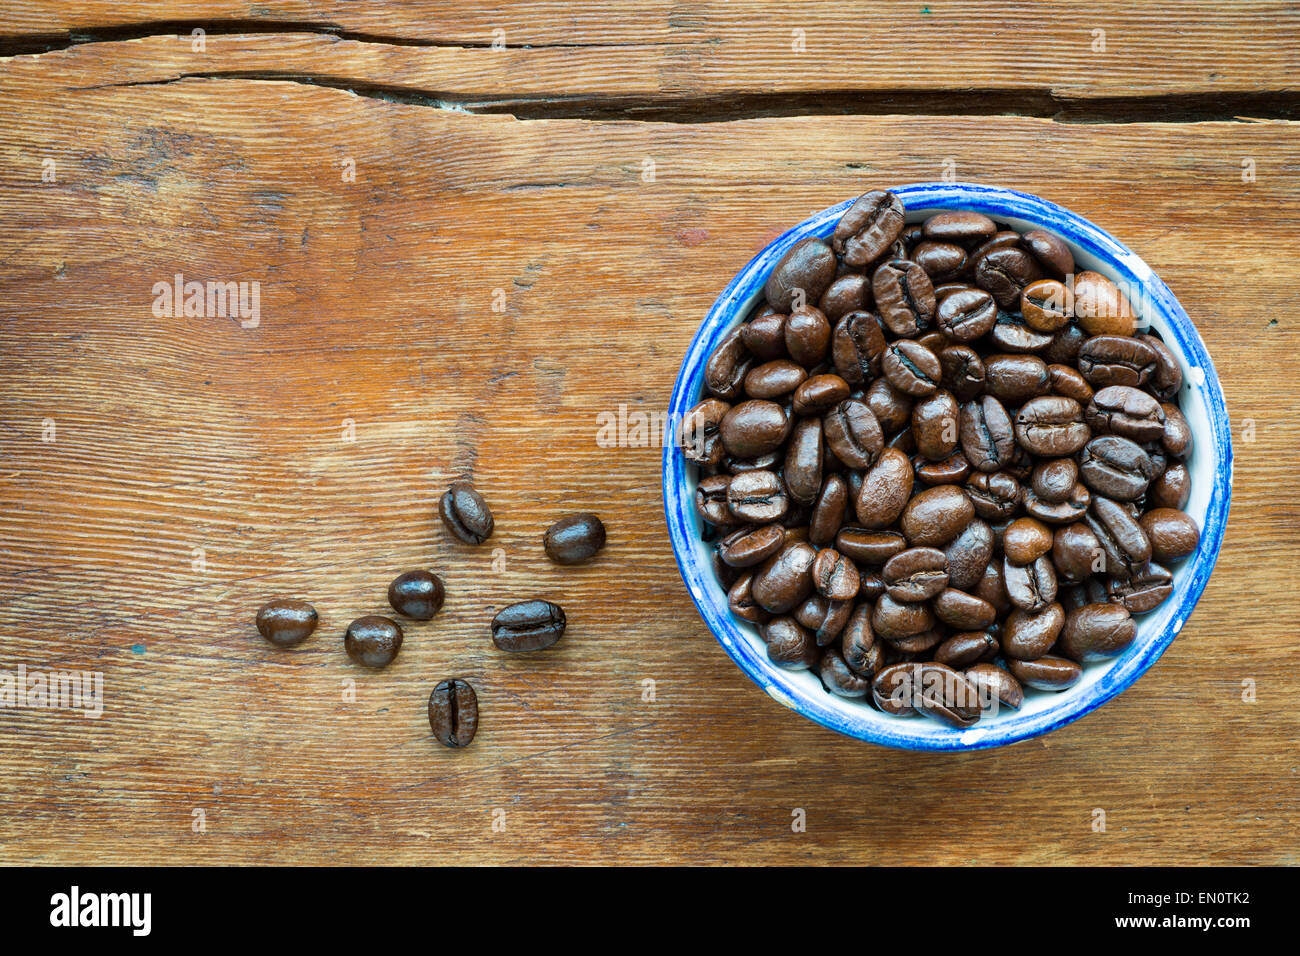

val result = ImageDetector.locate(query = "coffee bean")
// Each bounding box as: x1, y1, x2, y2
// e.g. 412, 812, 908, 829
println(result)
809, 475, 849, 546
985, 354, 1050, 405
1020, 279, 1072, 332
744, 359, 806, 399
943, 518, 994, 591
388, 570, 446, 620
762, 615, 819, 670
1007, 654, 1082, 691
1047, 364, 1094, 404
975, 246, 1043, 308
785, 306, 832, 367
873, 259, 936, 336
751, 541, 817, 613
792, 373, 851, 417
1057, 603, 1136, 662
726, 469, 789, 523
913, 240, 968, 281
1073, 271, 1135, 336
836, 526, 908, 564
990, 309, 1054, 353
345, 615, 404, 668
1020, 229, 1074, 279
440, 482, 494, 544
833, 190, 906, 266
765, 237, 836, 311
923, 210, 996, 244
1079, 435, 1157, 501
934, 631, 999, 669
900, 485, 974, 547
1161, 402, 1193, 457
1086, 386, 1166, 443
1031, 458, 1078, 504
256, 599, 318, 647
1003, 555, 1057, 612
882, 547, 950, 602
491, 600, 567, 652
1078, 335, 1157, 389
911, 390, 960, 461
1139, 333, 1184, 400
935, 288, 997, 342
1107, 562, 1174, 614
741, 307, 787, 359
1023, 481, 1091, 525
1085, 496, 1152, 578
727, 572, 769, 624
1052, 522, 1104, 582
544, 513, 607, 565
719, 400, 791, 458
933, 588, 996, 630
914, 452, 971, 486
964, 662, 1024, 710
1149, 461, 1191, 510
819, 647, 873, 698
841, 604, 883, 677
965, 471, 1021, 521
823, 399, 884, 470
819, 273, 872, 320
796, 594, 854, 646
939, 345, 986, 401
1139, 508, 1200, 562
960, 395, 1016, 472
863, 376, 914, 432
831, 310, 887, 385
872, 593, 936, 641
1003, 517, 1054, 565
680, 398, 730, 466
704, 326, 751, 401
1001, 603, 1065, 660
695, 473, 737, 527
428, 679, 478, 748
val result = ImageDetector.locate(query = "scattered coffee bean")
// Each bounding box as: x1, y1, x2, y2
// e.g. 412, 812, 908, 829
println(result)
439, 482, 494, 544
256, 599, 318, 647
491, 600, 567, 652
544, 513, 608, 565
388, 570, 446, 620
428, 678, 478, 748
345, 615, 404, 668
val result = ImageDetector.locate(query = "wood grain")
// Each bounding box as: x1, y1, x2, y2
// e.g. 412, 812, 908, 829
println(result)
0, 23, 1298, 865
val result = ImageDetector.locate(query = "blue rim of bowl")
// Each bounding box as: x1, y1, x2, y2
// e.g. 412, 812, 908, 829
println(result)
663, 182, 1233, 751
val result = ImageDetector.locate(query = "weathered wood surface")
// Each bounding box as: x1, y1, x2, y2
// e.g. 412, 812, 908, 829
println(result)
0, 13, 1297, 865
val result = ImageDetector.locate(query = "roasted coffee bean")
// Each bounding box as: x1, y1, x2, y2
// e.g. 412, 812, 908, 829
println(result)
912, 390, 960, 461
388, 570, 447, 620
836, 526, 908, 565
765, 237, 837, 311
1001, 603, 1065, 660
704, 326, 751, 402
882, 340, 942, 396
345, 615, 404, 668
1086, 386, 1166, 443
939, 345, 986, 401
914, 452, 972, 486
1003, 555, 1057, 612
859, 572, 886, 601
882, 547, 950, 602
1107, 562, 1174, 614
943, 518, 994, 591
1139, 333, 1184, 400
720, 400, 791, 458
831, 310, 888, 385
965, 471, 1021, 521
819, 273, 871, 320
936, 288, 998, 342
823, 398, 883, 469
796, 594, 854, 646
695, 474, 737, 527
428, 679, 478, 748
911, 662, 982, 727
1003, 517, 1054, 565
785, 305, 832, 367
1020, 229, 1074, 279
1023, 481, 1090, 525
863, 377, 913, 432
964, 662, 1024, 710
1149, 461, 1191, 510
1052, 522, 1104, 582
1161, 402, 1193, 457
440, 482, 495, 544
751, 542, 817, 613
727, 572, 769, 624
934, 631, 999, 668
809, 475, 849, 546
681, 398, 731, 466
984, 354, 1050, 405
741, 307, 787, 359
872, 593, 936, 641
723, 450, 780, 474
257, 599, 318, 647
1073, 271, 1135, 336
833, 190, 906, 266
975, 246, 1043, 308
841, 604, 883, 676
1079, 435, 1157, 500
871, 662, 918, 716
819, 647, 873, 697
711, 547, 740, 589
1139, 508, 1200, 562
923, 210, 997, 244
900, 485, 974, 547
1007, 655, 1082, 691
762, 615, 819, 670
1043, 322, 1089, 366
727, 469, 790, 523
1058, 603, 1136, 662
1014, 396, 1089, 457
990, 309, 1054, 353
912, 240, 968, 281
960, 395, 1017, 472
812, 548, 861, 601
873, 259, 936, 336
1031, 458, 1078, 504
718, 523, 785, 568
933, 588, 997, 630
744, 359, 806, 399
782, 418, 823, 505
969, 231, 1023, 271
491, 600, 567, 652
849, 450, 911, 531
1047, 364, 1094, 404
974, 559, 1011, 614
1019, 279, 1072, 332
1077, 335, 1157, 389
1085, 496, 1152, 578
792, 373, 851, 416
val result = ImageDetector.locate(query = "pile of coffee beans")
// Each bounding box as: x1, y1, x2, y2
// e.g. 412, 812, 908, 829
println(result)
256, 485, 608, 747
681, 189, 1201, 727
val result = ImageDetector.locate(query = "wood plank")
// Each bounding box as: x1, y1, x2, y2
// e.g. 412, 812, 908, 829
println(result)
1, 2, 1297, 102
0, 67, 1297, 864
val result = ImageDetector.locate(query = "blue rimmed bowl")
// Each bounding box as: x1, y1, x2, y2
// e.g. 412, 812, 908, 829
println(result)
664, 182, 1232, 751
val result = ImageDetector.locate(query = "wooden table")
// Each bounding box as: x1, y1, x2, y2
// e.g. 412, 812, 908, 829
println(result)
1, 2, 1296, 865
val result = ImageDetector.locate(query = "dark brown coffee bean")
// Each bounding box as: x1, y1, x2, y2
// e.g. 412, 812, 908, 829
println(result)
975, 246, 1043, 308
1003, 517, 1054, 565
491, 600, 567, 652
762, 615, 819, 670
819, 273, 871, 320
719, 400, 791, 458
912, 390, 960, 461
943, 518, 994, 591
1003, 555, 1057, 612
819, 647, 873, 698
1043, 323, 1089, 366
1001, 603, 1065, 660
388, 570, 447, 620
1019, 279, 1071, 332
1078, 335, 1157, 389
882, 547, 950, 602
809, 475, 849, 546
257, 599, 318, 647
1149, 461, 1191, 510
911, 662, 982, 727
1106, 561, 1174, 614
792, 373, 851, 416
1047, 364, 1094, 404
934, 631, 998, 669
345, 615, 404, 667
428, 679, 478, 748
796, 594, 854, 646
727, 469, 790, 523
871, 662, 918, 715
841, 604, 883, 677
1139, 333, 1184, 400
1031, 458, 1078, 504
440, 482, 495, 544
900, 485, 974, 547
1086, 386, 1166, 443
882, 340, 942, 396
823, 398, 883, 469
939, 345, 986, 401
990, 309, 1055, 353
974, 559, 1011, 615
727, 572, 769, 624
704, 326, 751, 402
1014, 396, 1089, 457
1023, 481, 1091, 525
863, 376, 913, 432
960, 395, 1016, 472
965, 471, 1021, 521
1161, 402, 1193, 457
782, 418, 823, 506
1007, 654, 1082, 691
830, 310, 887, 385
1020, 229, 1075, 279
1058, 603, 1137, 662
741, 307, 787, 360
923, 210, 996, 244
933, 588, 996, 630
680, 398, 730, 466
751, 541, 817, 613
914, 452, 972, 486
765, 237, 836, 311
872, 593, 936, 641
543, 513, 607, 565
964, 662, 1024, 710
784, 306, 832, 367
1085, 496, 1152, 578
1079, 435, 1157, 501
913, 240, 968, 281
695, 474, 737, 527
1053, 522, 1105, 582
1139, 508, 1200, 562
812, 548, 860, 601
833, 190, 906, 266
1073, 271, 1135, 336
836, 526, 908, 565
744, 359, 806, 399
984, 354, 1050, 405
718, 523, 785, 568
934, 288, 997, 342
873, 259, 936, 336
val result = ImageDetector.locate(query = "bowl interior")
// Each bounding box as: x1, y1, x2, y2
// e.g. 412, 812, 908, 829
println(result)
664, 183, 1232, 750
